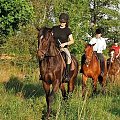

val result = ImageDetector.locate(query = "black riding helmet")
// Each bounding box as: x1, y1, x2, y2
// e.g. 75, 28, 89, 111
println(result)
95, 28, 104, 34
95, 28, 102, 34
59, 13, 69, 23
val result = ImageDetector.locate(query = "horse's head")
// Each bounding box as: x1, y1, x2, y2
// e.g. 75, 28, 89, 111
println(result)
37, 27, 57, 60
109, 49, 115, 62
84, 44, 94, 65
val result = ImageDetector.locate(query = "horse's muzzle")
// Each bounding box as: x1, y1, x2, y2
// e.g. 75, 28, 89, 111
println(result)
85, 59, 90, 66
37, 50, 45, 61
39, 55, 45, 61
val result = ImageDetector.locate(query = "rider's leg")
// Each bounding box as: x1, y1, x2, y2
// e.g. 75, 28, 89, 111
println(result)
97, 53, 105, 76
61, 48, 71, 81
80, 54, 86, 73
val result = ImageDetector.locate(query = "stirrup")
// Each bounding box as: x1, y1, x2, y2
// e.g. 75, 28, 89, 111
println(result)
100, 71, 104, 77
64, 75, 70, 82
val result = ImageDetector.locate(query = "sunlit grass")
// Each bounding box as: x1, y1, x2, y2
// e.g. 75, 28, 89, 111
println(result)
0, 60, 120, 120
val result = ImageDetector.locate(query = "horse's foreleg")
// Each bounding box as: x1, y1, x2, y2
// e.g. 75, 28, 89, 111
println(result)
92, 77, 97, 94
60, 83, 67, 100
49, 79, 60, 103
99, 75, 106, 94
42, 82, 51, 119
82, 74, 87, 97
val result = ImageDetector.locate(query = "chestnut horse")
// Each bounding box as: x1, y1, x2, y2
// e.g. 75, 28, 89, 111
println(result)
37, 27, 78, 119
107, 50, 120, 83
81, 44, 107, 97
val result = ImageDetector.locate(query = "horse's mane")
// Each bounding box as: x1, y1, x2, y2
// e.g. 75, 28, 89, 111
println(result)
37, 27, 52, 39
85, 43, 94, 49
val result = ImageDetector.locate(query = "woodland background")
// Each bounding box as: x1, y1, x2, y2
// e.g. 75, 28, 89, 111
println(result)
0, 0, 120, 120
0, 0, 120, 58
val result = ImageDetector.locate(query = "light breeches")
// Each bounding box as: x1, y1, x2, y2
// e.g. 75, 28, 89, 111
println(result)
60, 48, 71, 64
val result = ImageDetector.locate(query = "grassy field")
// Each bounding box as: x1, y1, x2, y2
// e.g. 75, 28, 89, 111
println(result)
0, 59, 120, 120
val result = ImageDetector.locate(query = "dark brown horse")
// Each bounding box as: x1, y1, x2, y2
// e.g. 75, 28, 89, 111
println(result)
37, 27, 78, 119
81, 44, 107, 97
107, 50, 120, 83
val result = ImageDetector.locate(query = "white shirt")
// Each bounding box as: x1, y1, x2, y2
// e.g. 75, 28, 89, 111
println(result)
89, 37, 106, 53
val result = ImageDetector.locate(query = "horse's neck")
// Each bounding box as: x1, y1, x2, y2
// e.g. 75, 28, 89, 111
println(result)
41, 49, 63, 67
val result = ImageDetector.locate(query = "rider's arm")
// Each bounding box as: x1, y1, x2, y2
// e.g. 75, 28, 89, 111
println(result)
102, 39, 106, 50
60, 34, 74, 47
67, 34, 74, 45
89, 38, 96, 45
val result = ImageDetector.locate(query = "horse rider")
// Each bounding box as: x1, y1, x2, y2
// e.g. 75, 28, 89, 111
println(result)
110, 42, 120, 59
89, 28, 107, 76
52, 13, 74, 81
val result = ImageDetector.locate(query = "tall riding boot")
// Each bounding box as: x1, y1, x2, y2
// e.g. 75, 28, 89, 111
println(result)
97, 53, 104, 77
100, 60, 105, 77
65, 64, 70, 82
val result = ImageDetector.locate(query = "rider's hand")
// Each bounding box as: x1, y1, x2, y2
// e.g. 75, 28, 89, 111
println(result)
60, 43, 67, 48
116, 55, 119, 58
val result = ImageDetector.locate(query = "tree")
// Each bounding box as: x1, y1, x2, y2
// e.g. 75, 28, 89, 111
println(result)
1, 0, 120, 57
0, 0, 34, 36
89, 0, 120, 42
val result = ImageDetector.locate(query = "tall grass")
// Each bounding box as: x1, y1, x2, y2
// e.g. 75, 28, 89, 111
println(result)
0, 60, 120, 120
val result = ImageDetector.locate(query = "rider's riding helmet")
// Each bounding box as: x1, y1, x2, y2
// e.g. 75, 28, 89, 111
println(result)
59, 13, 69, 23
95, 28, 102, 34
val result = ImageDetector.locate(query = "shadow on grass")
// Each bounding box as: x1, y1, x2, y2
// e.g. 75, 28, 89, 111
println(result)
108, 85, 120, 117
108, 96, 120, 117
4, 76, 45, 99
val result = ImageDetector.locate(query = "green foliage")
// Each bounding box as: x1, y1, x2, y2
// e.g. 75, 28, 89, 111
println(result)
89, 0, 120, 42
1, 0, 120, 59
0, 0, 34, 35
3, 24, 37, 59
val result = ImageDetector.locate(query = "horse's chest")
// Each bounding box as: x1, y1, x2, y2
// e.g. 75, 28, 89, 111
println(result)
83, 64, 100, 77
83, 66, 92, 75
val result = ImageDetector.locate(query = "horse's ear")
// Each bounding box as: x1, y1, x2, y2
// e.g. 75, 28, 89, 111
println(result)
90, 43, 96, 47
35, 26, 41, 31
36, 27, 39, 31
92, 43, 96, 46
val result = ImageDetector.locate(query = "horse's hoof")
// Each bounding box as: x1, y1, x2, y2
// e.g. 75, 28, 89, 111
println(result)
100, 72, 104, 77
102, 90, 106, 95
63, 77, 70, 82
63, 96, 68, 101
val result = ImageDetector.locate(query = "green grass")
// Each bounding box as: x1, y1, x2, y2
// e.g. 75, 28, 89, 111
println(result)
0, 60, 120, 120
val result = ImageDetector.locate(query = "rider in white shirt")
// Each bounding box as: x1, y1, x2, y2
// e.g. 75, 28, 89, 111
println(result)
89, 37, 106, 53
89, 28, 106, 76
